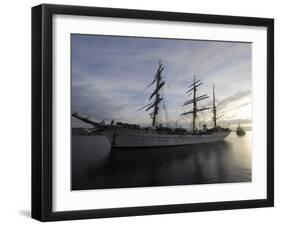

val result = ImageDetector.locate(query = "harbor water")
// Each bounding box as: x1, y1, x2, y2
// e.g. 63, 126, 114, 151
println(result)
72, 131, 252, 190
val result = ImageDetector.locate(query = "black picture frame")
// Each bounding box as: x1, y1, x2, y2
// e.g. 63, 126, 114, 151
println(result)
32, 4, 274, 222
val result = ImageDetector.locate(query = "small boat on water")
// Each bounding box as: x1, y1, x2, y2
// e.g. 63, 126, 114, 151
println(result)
236, 124, 246, 136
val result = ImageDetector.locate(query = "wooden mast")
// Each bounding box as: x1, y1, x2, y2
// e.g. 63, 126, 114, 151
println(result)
192, 75, 197, 132
181, 74, 210, 133
138, 60, 165, 127
213, 84, 217, 128
152, 64, 162, 127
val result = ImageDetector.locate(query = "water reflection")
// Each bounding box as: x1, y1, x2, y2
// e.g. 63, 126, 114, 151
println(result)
72, 132, 251, 190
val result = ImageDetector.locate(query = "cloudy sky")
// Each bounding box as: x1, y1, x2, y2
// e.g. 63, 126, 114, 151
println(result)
71, 34, 252, 129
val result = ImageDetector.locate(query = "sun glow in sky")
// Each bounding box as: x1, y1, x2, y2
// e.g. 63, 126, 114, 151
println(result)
71, 34, 252, 129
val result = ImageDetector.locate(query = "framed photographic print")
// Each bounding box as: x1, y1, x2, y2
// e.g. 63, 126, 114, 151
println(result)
32, 4, 274, 221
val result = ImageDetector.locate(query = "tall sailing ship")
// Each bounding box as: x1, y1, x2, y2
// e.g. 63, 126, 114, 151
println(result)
73, 61, 231, 148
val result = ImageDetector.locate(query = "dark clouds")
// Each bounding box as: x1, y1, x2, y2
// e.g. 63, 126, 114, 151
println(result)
71, 34, 252, 127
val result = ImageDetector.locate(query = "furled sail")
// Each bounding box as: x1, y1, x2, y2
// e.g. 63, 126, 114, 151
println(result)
188, 79, 201, 88
147, 66, 165, 88
181, 75, 210, 132
181, 107, 211, 115
138, 60, 165, 127
146, 97, 163, 111
183, 94, 209, 106
137, 102, 153, 111
186, 82, 203, 93
149, 81, 165, 100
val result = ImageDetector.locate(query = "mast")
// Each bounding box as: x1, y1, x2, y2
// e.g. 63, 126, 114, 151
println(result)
213, 84, 217, 128
192, 75, 197, 132
181, 74, 210, 133
152, 63, 162, 127
138, 60, 165, 127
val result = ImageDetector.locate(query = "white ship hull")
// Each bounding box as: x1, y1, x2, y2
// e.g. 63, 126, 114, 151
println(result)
103, 129, 231, 148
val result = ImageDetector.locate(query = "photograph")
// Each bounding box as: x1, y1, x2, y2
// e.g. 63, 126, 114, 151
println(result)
71, 34, 252, 191
30, 3, 274, 221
